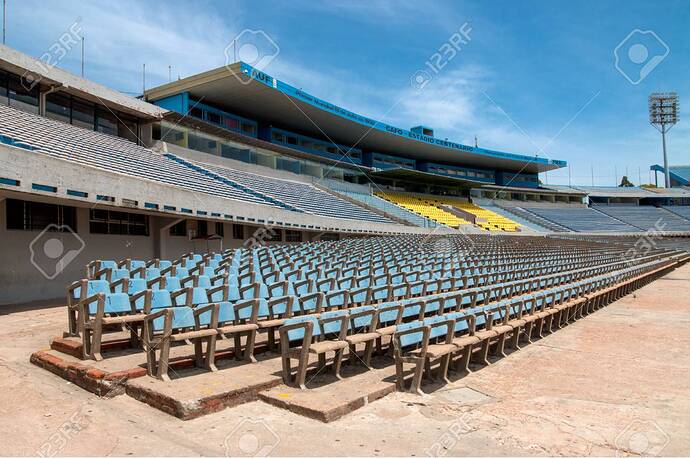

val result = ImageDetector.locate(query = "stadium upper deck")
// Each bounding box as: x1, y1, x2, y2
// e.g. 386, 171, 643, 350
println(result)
145, 62, 567, 188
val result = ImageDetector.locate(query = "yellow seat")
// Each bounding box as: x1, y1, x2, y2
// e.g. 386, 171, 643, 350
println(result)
375, 191, 521, 232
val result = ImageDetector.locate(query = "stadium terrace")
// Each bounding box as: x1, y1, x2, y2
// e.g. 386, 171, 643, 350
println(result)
0, 41, 689, 428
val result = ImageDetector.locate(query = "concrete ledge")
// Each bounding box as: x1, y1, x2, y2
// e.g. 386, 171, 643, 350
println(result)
29, 350, 132, 397
50, 336, 133, 359
259, 361, 399, 423
125, 356, 284, 420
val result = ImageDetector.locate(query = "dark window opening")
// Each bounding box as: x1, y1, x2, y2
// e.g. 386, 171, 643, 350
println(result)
170, 220, 187, 237
6, 198, 77, 231
285, 230, 302, 242
89, 209, 149, 236
232, 224, 244, 240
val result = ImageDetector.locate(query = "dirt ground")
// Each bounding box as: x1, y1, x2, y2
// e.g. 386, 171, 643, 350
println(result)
1, 263, 690, 456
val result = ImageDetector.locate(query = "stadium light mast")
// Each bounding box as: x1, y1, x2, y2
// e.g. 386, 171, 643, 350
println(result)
649, 92, 679, 188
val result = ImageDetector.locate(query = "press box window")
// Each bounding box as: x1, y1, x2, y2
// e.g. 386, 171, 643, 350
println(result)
89, 209, 149, 236
6, 198, 77, 231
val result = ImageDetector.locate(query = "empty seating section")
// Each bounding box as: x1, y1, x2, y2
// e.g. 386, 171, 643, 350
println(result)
376, 192, 471, 228
595, 206, 690, 231
0, 105, 269, 206
332, 189, 439, 228
665, 206, 690, 222
180, 157, 393, 224
376, 192, 520, 231
449, 201, 520, 232
62, 235, 688, 394
474, 201, 548, 233
495, 204, 570, 232
0, 104, 394, 224
524, 206, 639, 232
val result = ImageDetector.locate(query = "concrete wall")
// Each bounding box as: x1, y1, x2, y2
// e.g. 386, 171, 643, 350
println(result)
0, 200, 153, 305
0, 194, 343, 306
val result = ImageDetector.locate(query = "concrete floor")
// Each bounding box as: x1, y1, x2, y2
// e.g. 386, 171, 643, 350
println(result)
2, 263, 690, 456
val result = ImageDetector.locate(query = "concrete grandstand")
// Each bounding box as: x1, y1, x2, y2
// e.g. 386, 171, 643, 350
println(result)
0, 40, 689, 445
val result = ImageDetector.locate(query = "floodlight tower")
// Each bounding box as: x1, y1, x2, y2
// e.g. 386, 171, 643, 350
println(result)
648, 92, 679, 188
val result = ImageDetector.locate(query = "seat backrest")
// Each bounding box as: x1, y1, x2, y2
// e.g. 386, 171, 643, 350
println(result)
377, 302, 400, 325
349, 305, 376, 329
174, 267, 190, 279
283, 315, 320, 341
319, 310, 349, 336
145, 267, 161, 281
150, 290, 173, 309
396, 321, 425, 347
165, 276, 182, 291
130, 260, 146, 270
87, 279, 110, 296
423, 315, 452, 339
100, 260, 117, 270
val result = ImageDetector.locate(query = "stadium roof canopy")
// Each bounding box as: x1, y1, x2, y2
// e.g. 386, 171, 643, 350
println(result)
0, 45, 165, 119
145, 62, 566, 174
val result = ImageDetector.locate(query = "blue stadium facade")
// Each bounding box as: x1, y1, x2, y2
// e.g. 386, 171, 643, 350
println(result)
146, 62, 566, 190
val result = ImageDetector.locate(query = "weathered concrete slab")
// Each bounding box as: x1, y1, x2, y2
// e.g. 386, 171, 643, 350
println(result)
5, 262, 690, 455
126, 355, 284, 420
259, 358, 399, 422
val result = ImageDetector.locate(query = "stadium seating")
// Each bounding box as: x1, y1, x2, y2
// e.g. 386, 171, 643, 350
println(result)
330, 188, 439, 228
446, 200, 520, 232
495, 203, 570, 232
523, 206, 640, 232
61, 234, 687, 390
0, 105, 394, 225
168, 155, 393, 224
473, 200, 549, 232
375, 192, 520, 231
665, 206, 690, 222
376, 192, 471, 228
0, 105, 277, 206
594, 205, 690, 231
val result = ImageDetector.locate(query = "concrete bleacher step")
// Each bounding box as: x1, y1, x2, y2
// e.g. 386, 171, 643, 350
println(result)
590, 205, 647, 231
259, 356, 399, 422
313, 183, 412, 226
475, 202, 548, 233
126, 355, 284, 420
516, 207, 572, 232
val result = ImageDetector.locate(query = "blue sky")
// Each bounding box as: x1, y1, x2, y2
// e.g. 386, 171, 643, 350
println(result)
5, 0, 689, 186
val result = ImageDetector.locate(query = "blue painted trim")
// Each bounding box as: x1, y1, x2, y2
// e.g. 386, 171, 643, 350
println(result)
0, 177, 20, 186
66, 189, 88, 198
32, 183, 57, 193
